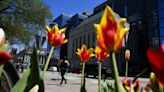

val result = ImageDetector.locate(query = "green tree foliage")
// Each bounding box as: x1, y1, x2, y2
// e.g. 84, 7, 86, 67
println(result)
0, 0, 53, 46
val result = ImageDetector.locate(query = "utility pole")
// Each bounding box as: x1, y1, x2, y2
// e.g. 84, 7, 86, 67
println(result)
39, 26, 43, 64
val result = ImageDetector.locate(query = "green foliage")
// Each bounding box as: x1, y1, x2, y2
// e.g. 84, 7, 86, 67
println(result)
132, 68, 148, 83
27, 47, 44, 92
10, 67, 31, 92
0, 0, 53, 46
10, 47, 44, 92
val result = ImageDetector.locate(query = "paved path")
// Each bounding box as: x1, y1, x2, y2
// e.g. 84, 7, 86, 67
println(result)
18, 70, 152, 92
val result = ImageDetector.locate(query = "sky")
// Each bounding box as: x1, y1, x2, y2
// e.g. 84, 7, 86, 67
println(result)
41, 0, 107, 48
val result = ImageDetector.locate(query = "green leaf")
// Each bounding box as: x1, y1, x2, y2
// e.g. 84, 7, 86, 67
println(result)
132, 68, 148, 83
10, 67, 31, 92
27, 47, 44, 92
0, 41, 10, 78
0, 41, 9, 52
0, 65, 4, 78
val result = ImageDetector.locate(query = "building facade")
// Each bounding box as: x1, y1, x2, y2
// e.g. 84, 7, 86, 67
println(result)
92, 0, 164, 72
67, 11, 130, 71
13, 47, 47, 65
60, 13, 89, 59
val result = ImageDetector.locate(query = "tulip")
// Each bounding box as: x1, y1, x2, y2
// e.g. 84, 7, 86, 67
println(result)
94, 46, 109, 92
125, 49, 130, 78
45, 25, 68, 48
29, 84, 39, 92
125, 49, 130, 61
0, 28, 5, 47
94, 5, 130, 92
142, 82, 151, 92
0, 51, 12, 65
76, 44, 95, 62
94, 46, 109, 61
42, 25, 68, 78
122, 78, 134, 92
147, 43, 164, 86
76, 44, 94, 90
93, 5, 130, 54
134, 80, 140, 92
149, 72, 163, 92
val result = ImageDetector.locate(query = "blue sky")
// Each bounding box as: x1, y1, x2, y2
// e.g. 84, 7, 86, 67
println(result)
41, 0, 107, 48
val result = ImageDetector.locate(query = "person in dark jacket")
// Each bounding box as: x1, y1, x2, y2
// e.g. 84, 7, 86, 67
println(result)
59, 56, 70, 85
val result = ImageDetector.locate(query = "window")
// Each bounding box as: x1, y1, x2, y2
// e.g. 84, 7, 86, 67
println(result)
84, 36, 86, 44
161, 37, 164, 44
88, 34, 90, 48
92, 33, 95, 48
76, 38, 78, 58
80, 37, 82, 47
154, 30, 159, 36
159, 19, 164, 27
160, 28, 164, 36
72, 39, 75, 59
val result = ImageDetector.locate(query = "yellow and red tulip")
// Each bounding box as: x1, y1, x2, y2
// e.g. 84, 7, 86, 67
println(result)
142, 82, 151, 92
94, 46, 109, 61
0, 28, 5, 47
147, 43, 164, 86
45, 25, 68, 47
76, 44, 95, 62
125, 49, 130, 61
134, 80, 140, 92
93, 5, 130, 54
122, 78, 134, 92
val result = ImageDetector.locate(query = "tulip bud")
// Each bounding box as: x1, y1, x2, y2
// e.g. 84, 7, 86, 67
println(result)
150, 72, 163, 92
0, 28, 5, 47
142, 82, 151, 92
29, 84, 39, 92
125, 49, 130, 61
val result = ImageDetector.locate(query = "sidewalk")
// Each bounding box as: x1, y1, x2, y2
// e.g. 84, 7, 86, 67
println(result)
19, 71, 98, 92
44, 72, 98, 92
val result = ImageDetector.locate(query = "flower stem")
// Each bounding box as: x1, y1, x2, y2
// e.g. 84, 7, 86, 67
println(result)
42, 46, 54, 78
99, 61, 101, 92
81, 62, 85, 87
125, 61, 128, 78
111, 52, 121, 92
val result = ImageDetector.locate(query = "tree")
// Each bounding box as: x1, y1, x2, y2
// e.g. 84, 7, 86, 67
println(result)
0, 0, 53, 47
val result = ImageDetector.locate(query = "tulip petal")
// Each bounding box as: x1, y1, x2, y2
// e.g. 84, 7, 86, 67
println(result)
81, 44, 87, 52
0, 51, 11, 65
29, 84, 39, 92
45, 26, 52, 33
121, 28, 130, 38
147, 47, 164, 86
52, 25, 59, 34
62, 39, 68, 44
119, 18, 127, 29
0, 28, 5, 47
100, 5, 116, 27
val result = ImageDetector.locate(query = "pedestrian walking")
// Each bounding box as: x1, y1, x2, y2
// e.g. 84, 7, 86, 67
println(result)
15, 61, 20, 72
21, 61, 25, 73
59, 56, 70, 85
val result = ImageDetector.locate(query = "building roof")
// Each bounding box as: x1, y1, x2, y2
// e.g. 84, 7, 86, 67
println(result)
76, 10, 121, 28
93, 0, 116, 13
